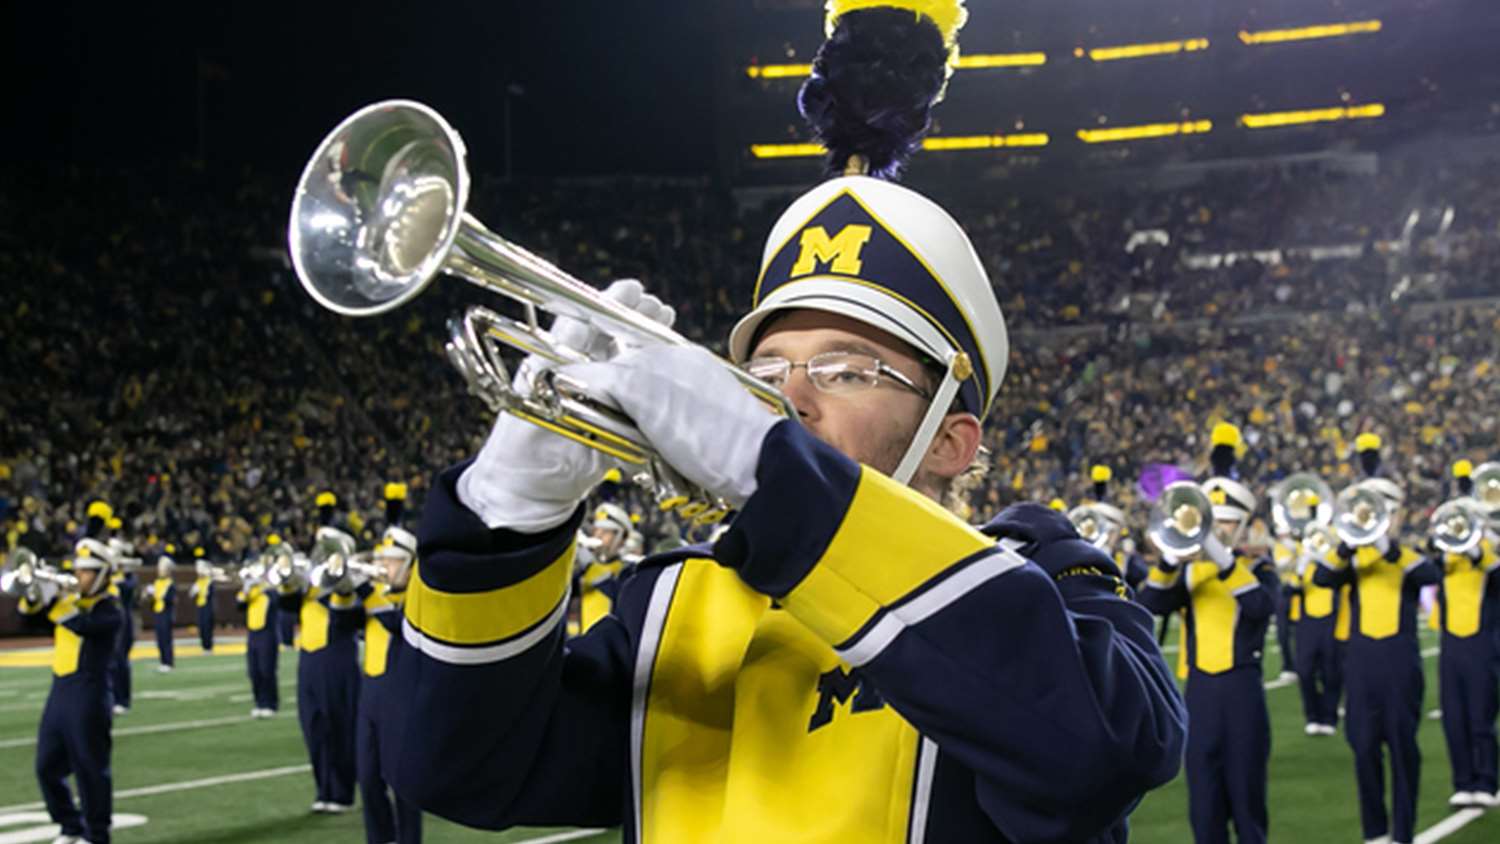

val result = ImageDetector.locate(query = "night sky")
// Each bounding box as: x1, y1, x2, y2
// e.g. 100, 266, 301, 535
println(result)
9, 1, 721, 179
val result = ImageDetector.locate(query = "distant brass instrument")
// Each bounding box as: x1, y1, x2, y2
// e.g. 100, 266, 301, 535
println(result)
1068, 504, 1120, 550
1471, 462, 1500, 517
1147, 482, 1215, 558
288, 100, 795, 525
1270, 473, 1334, 538
265, 546, 309, 593
1333, 481, 1392, 547
1431, 498, 1486, 556
309, 528, 385, 594
1, 547, 79, 602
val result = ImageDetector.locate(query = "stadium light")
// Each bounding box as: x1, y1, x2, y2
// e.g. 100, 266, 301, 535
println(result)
1086, 38, 1209, 62
745, 64, 814, 79
954, 52, 1047, 69
1239, 103, 1385, 129
1076, 120, 1212, 143
1238, 20, 1382, 46
746, 52, 1046, 79
750, 133, 1050, 158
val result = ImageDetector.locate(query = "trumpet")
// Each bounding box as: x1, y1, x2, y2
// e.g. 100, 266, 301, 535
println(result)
288, 100, 795, 525
265, 549, 309, 593
1147, 481, 1215, 559
207, 564, 240, 585
1270, 473, 1333, 538
309, 528, 385, 594
1303, 524, 1338, 559
1333, 481, 1392, 547
1067, 504, 1121, 551
237, 560, 269, 589
1431, 498, 1486, 556
1, 547, 79, 602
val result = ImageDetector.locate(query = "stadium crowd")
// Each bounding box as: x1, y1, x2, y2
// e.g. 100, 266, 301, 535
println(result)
2, 155, 1498, 563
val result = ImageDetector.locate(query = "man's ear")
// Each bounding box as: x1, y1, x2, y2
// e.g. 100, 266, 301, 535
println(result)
924, 412, 983, 480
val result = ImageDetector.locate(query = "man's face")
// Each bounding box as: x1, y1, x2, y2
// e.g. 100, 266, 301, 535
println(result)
591, 525, 624, 560
376, 553, 411, 591
749, 310, 930, 476
1212, 518, 1241, 548
76, 569, 98, 595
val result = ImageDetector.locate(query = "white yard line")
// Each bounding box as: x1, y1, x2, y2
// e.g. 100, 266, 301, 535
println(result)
1415, 807, 1486, 843
0, 711, 301, 750
0, 765, 312, 813
514, 830, 609, 844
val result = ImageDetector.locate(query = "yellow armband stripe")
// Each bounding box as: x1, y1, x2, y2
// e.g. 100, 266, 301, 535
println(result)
405, 541, 574, 646
1147, 566, 1182, 589
782, 468, 997, 650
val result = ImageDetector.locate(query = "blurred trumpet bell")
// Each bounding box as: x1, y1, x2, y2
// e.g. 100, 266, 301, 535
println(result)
1431, 498, 1485, 556
1148, 482, 1214, 558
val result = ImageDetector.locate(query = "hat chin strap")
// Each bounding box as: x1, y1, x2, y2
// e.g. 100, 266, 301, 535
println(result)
891, 353, 964, 487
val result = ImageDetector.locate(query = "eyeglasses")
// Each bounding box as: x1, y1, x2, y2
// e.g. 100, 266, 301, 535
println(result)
743, 351, 932, 400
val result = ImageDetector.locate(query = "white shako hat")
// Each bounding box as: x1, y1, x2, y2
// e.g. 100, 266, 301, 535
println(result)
728, 175, 1008, 484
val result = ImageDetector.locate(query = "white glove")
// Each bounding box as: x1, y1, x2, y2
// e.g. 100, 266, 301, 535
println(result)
560, 345, 781, 508
458, 411, 620, 533
1202, 534, 1235, 572
1371, 535, 1391, 556
459, 280, 674, 533
514, 279, 674, 388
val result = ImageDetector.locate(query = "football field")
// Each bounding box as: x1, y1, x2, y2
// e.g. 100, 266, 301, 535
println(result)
0, 630, 1496, 843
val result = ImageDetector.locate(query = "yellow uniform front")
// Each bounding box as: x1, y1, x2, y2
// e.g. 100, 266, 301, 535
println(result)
385, 423, 1186, 843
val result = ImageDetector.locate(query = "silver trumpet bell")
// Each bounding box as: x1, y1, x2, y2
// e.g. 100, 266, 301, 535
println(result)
1333, 481, 1391, 547
1302, 525, 1338, 562
1147, 481, 1214, 558
1431, 498, 1486, 556
1472, 462, 1500, 519
288, 100, 795, 525
1270, 472, 1333, 538
1067, 504, 1119, 550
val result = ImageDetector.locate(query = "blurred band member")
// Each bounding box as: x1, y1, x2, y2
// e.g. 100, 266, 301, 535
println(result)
105, 530, 137, 716
2, 505, 123, 844
1314, 434, 1440, 844
1139, 424, 1275, 844
280, 495, 364, 814
144, 547, 177, 673
191, 548, 215, 652
238, 537, 282, 719
1434, 460, 1500, 809
358, 496, 422, 844
574, 503, 631, 634
1289, 528, 1345, 736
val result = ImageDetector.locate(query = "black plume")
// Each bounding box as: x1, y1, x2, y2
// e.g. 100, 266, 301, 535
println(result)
798, 7, 949, 180
1209, 445, 1236, 478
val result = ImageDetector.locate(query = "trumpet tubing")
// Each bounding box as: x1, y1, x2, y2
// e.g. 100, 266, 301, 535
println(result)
288, 100, 793, 525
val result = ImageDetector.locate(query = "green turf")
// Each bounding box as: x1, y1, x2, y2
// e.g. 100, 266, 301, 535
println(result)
0, 629, 1496, 842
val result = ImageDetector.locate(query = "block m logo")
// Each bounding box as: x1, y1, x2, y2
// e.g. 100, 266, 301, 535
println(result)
808, 666, 886, 732
790, 224, 873, 278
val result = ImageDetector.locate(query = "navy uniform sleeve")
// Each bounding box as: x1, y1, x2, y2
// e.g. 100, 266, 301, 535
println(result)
60, 597, 123, 639
383, 461, 632, 831
324, 591, 367, 632
1136, 563, 1187, 617
1313, 551, 1353, 589
714, 422, 1187, 842
1395, 545, 1441, 588
1236, 559, 1276, 620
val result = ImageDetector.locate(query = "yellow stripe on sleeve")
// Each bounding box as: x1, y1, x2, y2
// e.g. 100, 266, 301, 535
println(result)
782, 469, 994, 647
404, 542, 574, 646
1147, 565, 1182, 589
